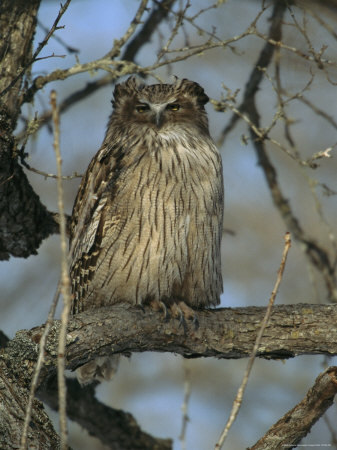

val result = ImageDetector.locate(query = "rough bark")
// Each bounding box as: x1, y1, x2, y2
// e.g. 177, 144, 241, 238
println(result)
249, 367, 337, 449
3, 303, 337, 386
0, 358, 60, 449
0, 0, 59, 261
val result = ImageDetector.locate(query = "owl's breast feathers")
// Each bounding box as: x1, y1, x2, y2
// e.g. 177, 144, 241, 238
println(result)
70, 129, 223, 313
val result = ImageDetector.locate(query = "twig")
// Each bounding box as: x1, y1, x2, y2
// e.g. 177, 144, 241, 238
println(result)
295, 95, 337, 131
214, 233, 292, 449
217, 0, 337, 301
20, 156, 82, 180
179, 359, 191, 450
50, 90, 72, 450
37, 19, 79, 54
157, 0, 191, 62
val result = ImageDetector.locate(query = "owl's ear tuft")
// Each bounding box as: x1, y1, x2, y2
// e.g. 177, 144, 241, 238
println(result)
173, 78, 209, 107
112, 77, 145, 107
125, 76, 144, 90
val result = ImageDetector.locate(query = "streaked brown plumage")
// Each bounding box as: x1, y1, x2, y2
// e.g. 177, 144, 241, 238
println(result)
69, 77, 224, 383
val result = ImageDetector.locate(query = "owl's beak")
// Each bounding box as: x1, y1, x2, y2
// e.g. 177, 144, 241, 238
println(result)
151, 105, 165, 129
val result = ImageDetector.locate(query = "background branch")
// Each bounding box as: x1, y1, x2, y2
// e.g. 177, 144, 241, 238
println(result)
217, 0, 337, 301
39, 375, 172, 450
20, 0, 177, 136
249, 367, 337, 450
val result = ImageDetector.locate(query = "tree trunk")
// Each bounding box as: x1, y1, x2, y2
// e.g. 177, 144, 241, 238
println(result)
0, 0, 58, 261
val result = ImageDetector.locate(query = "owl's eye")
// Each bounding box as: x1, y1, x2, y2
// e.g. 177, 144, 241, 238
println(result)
136, 104, 150, 113
166, 103, 180, 111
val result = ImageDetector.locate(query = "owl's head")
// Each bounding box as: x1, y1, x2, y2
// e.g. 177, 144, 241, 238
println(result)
111, 77, 210, 134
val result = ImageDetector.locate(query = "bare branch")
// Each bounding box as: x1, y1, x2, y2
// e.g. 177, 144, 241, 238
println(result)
217, 0, 337, 301
18, 0, 178, 139
51, 90, 72, 450
104, 0, 150, 59
215, 233, 292, 448
179, 359, 191, 449
20, 284, 61, 449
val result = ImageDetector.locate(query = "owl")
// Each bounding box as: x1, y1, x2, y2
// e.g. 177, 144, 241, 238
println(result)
69, 77, 224, 384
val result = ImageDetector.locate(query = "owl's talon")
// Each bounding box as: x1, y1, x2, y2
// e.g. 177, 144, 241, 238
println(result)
160, 301, 170, 322
169, 301, 197, 332
149, 299, 170, 321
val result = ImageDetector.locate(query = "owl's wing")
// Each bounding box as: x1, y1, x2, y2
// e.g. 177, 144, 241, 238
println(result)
69, 142, 122, 312
70, 145, 110, 258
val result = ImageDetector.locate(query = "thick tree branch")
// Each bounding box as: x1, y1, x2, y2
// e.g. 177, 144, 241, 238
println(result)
249, 366, 337, 449
1, 303, 337, 448
3, 303, 337, 389
0, 358, 60, 449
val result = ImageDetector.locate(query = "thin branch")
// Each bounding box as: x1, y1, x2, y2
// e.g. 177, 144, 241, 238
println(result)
179, 359, 191, 450
18, 0, 177, 140
104, 0, 149, 59
218, 0, 287, 144
20, 157, 82, 180
22, 24, 259, 102
248, 366, 337, 450
0, 0, 72, 100
215, 233, 292, 449
295, 95, 337, 131
157, 0, 191, 62
50, 90, 72, 450
37, 19, 79, 54
217, 0, 337, 301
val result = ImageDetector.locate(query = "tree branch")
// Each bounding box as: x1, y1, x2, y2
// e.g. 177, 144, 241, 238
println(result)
249, 366, 337, 449
3, 303, 337, 388
2, 303, 337, 448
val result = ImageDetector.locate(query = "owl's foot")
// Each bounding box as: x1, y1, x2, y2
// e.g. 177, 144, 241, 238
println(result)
170, 301, 199, 330
149, 299, 199, 329
149, 299, 170, 321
